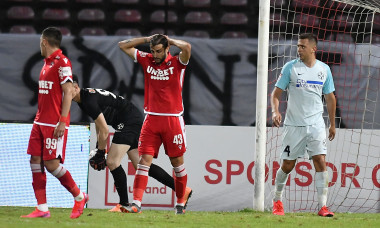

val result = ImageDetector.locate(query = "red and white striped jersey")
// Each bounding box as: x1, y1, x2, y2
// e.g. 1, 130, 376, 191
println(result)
135, 49, 187, 116
34, 49, 72, 127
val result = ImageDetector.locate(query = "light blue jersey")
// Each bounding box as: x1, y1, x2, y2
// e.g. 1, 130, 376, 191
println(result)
275, 59, 335, 126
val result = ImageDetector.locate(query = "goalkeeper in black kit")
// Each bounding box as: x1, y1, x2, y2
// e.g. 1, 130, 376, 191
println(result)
71, 75, 192, 211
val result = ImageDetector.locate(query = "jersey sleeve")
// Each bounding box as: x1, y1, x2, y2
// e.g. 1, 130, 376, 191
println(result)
81, 92, 102, 121
135, 49, 149, 65
322, 64, 335, 94
58, 58, 73, 84
178, 54, 189, 66
275, 61, 292, 90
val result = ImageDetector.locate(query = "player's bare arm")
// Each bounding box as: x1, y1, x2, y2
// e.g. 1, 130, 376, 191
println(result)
54, 81, 73, 138
325, 92, 336, 141
271, 87, 283, 127
118, 36, 153, 60
94, 113, 109, 150
166, 36, 191, 64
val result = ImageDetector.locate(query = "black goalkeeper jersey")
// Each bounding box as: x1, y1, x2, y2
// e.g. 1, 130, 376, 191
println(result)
78, 88, 143, 129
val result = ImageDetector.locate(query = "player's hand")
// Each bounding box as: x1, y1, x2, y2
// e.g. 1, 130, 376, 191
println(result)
163, 35, 175, 46
272, 111, 282, 127
54, 122, 66, 138
146, 34, 156, 43
89, 149, 107, 171
328, 125, 336, 141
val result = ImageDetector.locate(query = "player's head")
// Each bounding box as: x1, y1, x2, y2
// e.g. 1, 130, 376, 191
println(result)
40, 27, 62, 57
150, 34, 169, 64
297, 33, 318, 61
72, 74, 81, 102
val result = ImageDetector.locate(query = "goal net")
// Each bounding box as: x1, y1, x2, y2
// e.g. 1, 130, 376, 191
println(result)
266, 0, 380, 213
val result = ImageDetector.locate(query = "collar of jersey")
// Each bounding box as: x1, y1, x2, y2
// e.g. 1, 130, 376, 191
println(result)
45, 49, 62, 62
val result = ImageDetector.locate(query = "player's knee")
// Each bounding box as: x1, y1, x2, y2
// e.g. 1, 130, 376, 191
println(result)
281, 160, 296, 173
106, 158, 118, 170
170, 156, 184, 168
30, 156, 41, 164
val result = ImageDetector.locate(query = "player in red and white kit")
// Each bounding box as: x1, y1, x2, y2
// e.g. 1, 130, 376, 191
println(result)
118, 34, 191, 214
21, 27, 88, 219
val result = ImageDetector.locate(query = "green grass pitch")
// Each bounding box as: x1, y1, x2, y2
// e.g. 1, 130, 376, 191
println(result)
1, 206, 379, 228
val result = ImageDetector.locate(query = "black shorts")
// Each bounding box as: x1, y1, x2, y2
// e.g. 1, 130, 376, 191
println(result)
111, 103, 143, 150
112, 123, 141, 150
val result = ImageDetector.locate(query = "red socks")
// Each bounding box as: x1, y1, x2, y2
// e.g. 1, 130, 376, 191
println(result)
173, 164, 187, 205
31, 164, 47, 205
133, 164, 150, 203
52, 164, 80, 197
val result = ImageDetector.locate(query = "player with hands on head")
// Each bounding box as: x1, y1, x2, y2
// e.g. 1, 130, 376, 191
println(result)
21, 27, 88, 219
270, 33, 336, 217
118, 34, 191, 214
71, 75, 192, 212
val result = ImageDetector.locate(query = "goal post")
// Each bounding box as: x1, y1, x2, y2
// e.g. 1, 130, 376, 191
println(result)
257, 0, 380, 213
254, 0, 270, 212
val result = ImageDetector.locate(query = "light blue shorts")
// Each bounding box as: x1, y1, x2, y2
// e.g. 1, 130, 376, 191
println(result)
281, 119, 327, 160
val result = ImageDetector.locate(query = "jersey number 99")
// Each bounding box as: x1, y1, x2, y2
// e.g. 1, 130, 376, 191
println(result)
45, 138, 57, 149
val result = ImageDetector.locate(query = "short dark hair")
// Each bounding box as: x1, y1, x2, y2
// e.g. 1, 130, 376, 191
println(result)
299, 33, 318, 46
150, 34, 168, 49
72, 74, 79, 85
42, 27, 62, 47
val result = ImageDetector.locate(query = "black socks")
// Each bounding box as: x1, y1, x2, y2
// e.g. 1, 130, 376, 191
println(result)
149, 163, 175, 190
110, 165, 129, 206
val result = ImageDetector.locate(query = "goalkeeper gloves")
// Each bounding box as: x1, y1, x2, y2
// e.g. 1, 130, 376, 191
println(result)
89, 148, 107, 171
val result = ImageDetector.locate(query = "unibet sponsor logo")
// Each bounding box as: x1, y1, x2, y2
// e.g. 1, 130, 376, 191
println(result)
39, 80, 53, 94
147, 65, 174, 80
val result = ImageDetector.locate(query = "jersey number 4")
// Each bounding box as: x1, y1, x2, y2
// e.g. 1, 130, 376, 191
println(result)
173, 134, 183, 145
284, 145, 290, 156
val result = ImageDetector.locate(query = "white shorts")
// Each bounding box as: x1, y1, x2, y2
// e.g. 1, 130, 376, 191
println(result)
281, 119, 327, 160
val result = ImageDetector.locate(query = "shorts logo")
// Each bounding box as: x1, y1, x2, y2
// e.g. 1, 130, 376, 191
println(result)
117, 123, 124, 130
49, 150, 53, 155
138, 141, 141, 147
178, 145, 182, 150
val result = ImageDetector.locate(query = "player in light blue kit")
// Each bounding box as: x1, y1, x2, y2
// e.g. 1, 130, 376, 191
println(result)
271, 33, 336, 217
